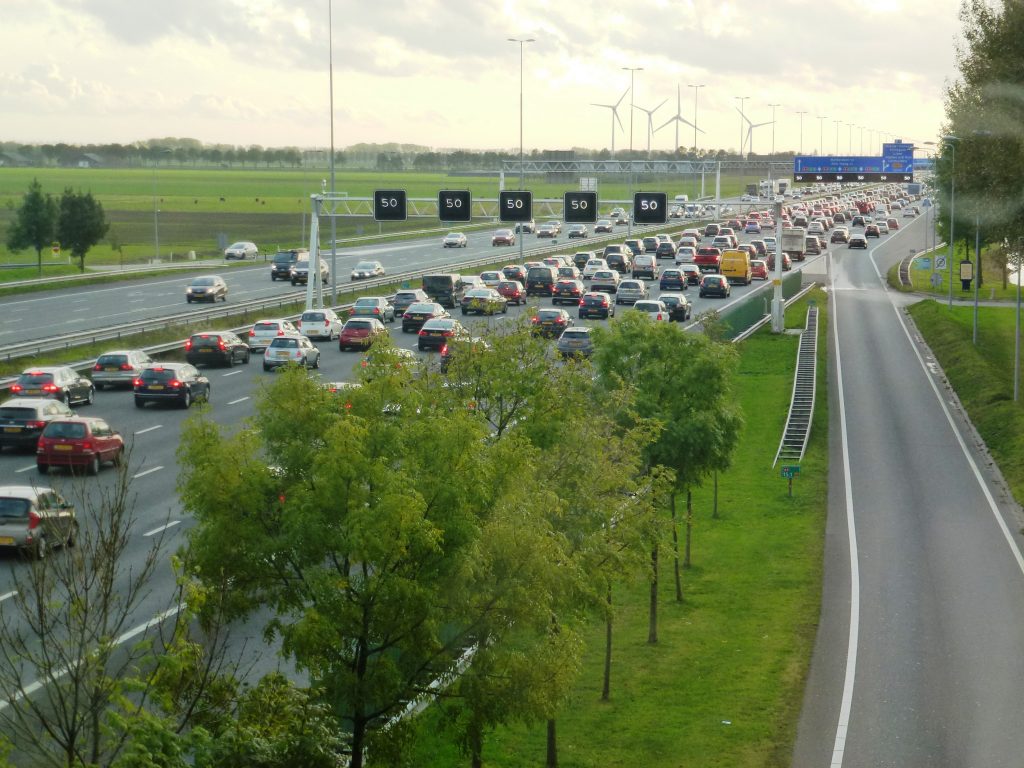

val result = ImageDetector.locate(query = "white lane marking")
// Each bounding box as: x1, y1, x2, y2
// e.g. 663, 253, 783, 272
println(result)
133, 425, 162, 435
143, 520, 181, 537
132, 466, 163, 479
0, 591, 18, 602
14, 465, 36, 474
227, 396, 249, 405
221, 370, 242, 377
0, 603, 181, 712
829, 248, 862, 768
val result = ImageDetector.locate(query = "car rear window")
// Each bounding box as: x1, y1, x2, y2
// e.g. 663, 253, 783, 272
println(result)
96, 354, 128, 366
17, 373, 55, 386
254, 322, 280, 331
43, 421, 87, 439
346, 320, 374, 329
0, 407, 37, 419
562, 330, 589, 339
395, 292, 420, 302
189, 334, 222, 347
0, 498, 29, 519
142, 369, 177, 382
269, 338, 299, 348
302, 312, 326, 322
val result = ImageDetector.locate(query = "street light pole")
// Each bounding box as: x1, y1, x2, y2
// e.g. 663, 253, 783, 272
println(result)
1015, 238, 1022, 402
834, 119, 841, 155
510, 37, 535, 264
328, 0, 337, 308
796, 111, 807, 154
623, 66, 643, 237
768, 103, 780, 179
847, 122, 854, 154
944, 135, 959, 309
817, 115, 827, 155
688, 83, 705, 152
973, 213, 980, 345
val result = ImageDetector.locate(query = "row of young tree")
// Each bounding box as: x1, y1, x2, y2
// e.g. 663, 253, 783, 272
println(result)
934, 0, 1024, 284
0, 313, 741, 767
5, 179, 109, 274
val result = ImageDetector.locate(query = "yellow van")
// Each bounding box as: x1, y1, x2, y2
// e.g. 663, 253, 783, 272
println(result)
720, 249, 752, 285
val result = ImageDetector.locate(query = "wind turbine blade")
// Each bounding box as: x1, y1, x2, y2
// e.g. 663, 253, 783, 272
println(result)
614, 86, 629, 108
592, 103, 613, 109
652, 99, 667, 113
613, 110, 624, 131
656, 115, 680, 132
735, 106, 753, 126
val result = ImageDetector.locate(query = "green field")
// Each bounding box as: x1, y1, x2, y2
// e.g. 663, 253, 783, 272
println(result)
0, 167, 753, 271
404, 292, 829, 767
902, 241, 1021, 300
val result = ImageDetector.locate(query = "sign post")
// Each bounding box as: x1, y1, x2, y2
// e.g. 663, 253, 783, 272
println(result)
781, 465, 800, 497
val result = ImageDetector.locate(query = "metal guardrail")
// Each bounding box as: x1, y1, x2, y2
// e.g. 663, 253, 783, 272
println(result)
1, 260, 226, 289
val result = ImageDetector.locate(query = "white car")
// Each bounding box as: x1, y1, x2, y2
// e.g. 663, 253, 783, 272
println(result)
479, 270, 504, 288
632, 299, 671, 322
442, 232, 468, 248
582, 258, 609, 280
248, 318, 299, 351
876, 221, 890, 234
224, 241, 258, 260
675, 247, 697, 265
296, 308, 343, 341
351, 260, 385, 281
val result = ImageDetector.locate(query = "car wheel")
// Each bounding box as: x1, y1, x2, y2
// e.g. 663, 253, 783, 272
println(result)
182, 391, 192, 409
112, 447, 123, 466
134, 398, 145, 409
313, 355, 320, 370
461, 308, 467, 315
34, 535, 47, 561
66, 522, 79, 549
187, 297, 193, 303
87, 454, 100, 476
227, 353, 235, 368
264, 363, 272, 371
37, 463, 48, 475
244, 350, 251, 363
95, 382, 106, 391
85, 387, 95, 405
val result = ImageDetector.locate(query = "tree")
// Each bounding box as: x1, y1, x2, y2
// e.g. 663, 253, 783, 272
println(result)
57, 188, 109, 272
5, 178, 57, 276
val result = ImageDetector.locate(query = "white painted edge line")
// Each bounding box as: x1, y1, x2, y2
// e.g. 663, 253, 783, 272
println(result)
221, 370, 242, 377
143, 520, 181, 538
0, 591, 17, 603
132, 466, 163, 479
829, 248, 861, 768
133, 425, 162, 436
227, 396, 249, 405
14, 465, 35, 474
0, 604, 181, 712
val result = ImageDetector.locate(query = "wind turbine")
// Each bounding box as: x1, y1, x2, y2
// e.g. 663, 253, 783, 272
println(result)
591, 87, 629, 155
657, 85, 703, 154
633, 98, 667, 157
736, 107, 774, 159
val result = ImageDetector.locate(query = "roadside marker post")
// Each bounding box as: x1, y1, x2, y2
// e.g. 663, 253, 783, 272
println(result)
781, 465, 800, 497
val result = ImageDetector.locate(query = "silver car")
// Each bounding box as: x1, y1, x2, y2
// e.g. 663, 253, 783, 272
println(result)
224, 241, 258, 260
631, 299, 671, 322
91, 349, 155, 389
0, 485, 77, 559
556, 327, 595, 359
442, 232, 468, 248
615, 279, 649, 305
297, 309, 343, 341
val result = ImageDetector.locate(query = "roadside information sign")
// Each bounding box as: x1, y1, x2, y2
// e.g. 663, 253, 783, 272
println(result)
499, 191, 533, 223
438, 190, 472, 223
373, 190, 407, 221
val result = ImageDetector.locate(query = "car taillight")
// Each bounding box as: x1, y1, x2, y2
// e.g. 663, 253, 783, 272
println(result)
373, 308, 380, 314
120, 363, 133, 371
27, 510, 40, 531
277, 330, 284, 336
602, 299, 609, 307
218, 340, 227, 351
132, 378, 142, 387
184, 339, 193, 351
249, 329, 256, 337
42, 384, 59, 392
10, 384, 22, 394
579, 299, 585, 306
169, 380, 182, 388
442, 330, 454, 337
439, 344, 448, 355
93, 363, 102, 371
81, 441, 93, 451
656, 313, 664, 321
418, 329, 428, 336
531, 317, 539, 324
27, 420, 45, 429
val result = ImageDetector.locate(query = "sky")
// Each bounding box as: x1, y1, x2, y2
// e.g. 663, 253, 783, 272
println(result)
0, 0, 964, 156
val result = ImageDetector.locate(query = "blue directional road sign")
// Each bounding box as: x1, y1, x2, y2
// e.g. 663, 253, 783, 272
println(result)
882, 142, 914, 174
793, 153, 912, 183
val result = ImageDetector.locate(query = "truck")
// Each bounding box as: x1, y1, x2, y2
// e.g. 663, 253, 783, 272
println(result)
745, 183, 758, 197
781, 227, 808, 262
778, 179, 790, 196
759, 179, 776, 198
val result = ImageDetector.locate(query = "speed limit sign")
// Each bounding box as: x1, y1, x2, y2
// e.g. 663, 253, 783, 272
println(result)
499, 190, 533, 223
373, 190, 407, 221
633, 192, 667, 224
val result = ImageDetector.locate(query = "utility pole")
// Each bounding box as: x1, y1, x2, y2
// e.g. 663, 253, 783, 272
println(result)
509, 37, 535, 264
623, 66, 643, 237
796, 111, 807, 154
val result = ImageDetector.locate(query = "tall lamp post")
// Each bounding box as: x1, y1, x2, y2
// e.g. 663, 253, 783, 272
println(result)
768, 103, 780, 178
943, 135, 959, 309
796, 110, 807, 154
623, 66, 643, 236
847, 122, 855, 154
834, 119, 841, 155
817, 115, 827, 155
152, 148, 171, 263
688, 83, 705, 152
327, 0, 337, 307
509, 37, 535, 263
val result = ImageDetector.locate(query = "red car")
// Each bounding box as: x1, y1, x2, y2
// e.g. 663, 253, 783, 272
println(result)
36, 416, 124, 476
502, 264, 527, 283
531, 309, 573, 338
491, 229, 516, 246
693, 246, 722, 274
338, 318, 388, 351
767, 252, 793, 271
497, 280, 526, 305
750, 260, 769, 280
552, 279, 585, 306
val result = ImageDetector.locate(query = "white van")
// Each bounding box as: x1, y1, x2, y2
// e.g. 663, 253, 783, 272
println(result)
631, 253, 659, 280
674, 194, 689, 204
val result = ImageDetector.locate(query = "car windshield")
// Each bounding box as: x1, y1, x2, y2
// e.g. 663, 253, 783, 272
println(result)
355, 261, 377, 270
302, 312, 325, 322
191, 278, 215, 286
406, 303, 437, 314
274, 253, 296, 263
229, 243, 245, 250
0, 498, 29, 520
447, 233, 464, 238
43, 421, 87, 439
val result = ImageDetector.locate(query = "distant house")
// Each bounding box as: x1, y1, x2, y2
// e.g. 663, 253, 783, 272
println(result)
76, 153, 103, 168
0, 151, 30, 167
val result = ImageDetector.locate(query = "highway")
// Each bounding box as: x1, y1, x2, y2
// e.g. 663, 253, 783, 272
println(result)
792, 214, 1024, 766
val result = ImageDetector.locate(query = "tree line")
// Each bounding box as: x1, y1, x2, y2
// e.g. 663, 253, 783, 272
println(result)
0, 313, 741, 767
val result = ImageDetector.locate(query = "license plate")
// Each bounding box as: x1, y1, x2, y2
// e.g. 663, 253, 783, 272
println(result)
105, 366, 119, 371
149, 385, 165, 391
26, 389, 41, 395
3, 427, 20, 433
0, 537, 14, 546
200, 348, 211, 353
54, 444, 73, 451
430, 332, 442, 336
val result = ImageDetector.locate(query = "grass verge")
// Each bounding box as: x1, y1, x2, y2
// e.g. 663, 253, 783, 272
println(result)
907, 300, 1024, 503
402, 290, 830, 767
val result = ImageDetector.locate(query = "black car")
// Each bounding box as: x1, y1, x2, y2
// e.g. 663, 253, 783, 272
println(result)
655, 242, 676, 260
552, 279, 585, 306
270, 249, 307, 281
594, 220, 613, 234
604, 250, 632, 274
392, 289, 430, 317
699, 275, 731, 298
402, 302, 449, 333
578, 292, 615, 320
417, 318, 468, 351
185, 275, 228, 303
0, 397, 75, 450
185, 331, 251, 367
526, 266, 558, 297
10, 367, 94, 405
659, 293, 693, 322
573, 251, 595, 271
642, 237, 660, 254
134, 364, 211, 409
659, 269, 687, 291
531, 309, 573, 338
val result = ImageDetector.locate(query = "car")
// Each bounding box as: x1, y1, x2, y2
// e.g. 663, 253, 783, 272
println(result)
248, 318, 299, 351
590, 269, 621, 294
699, 274, 731, 298
418, 318, 468, 351
679, 263, 702, 285
185, 275, 227, 303
36, 417, 124, 476
492, 229, 516, 246
604, 250, 633, 274
615, 279, 649, 305
552, 279, 586, 305
675, 246, 697, 265
497, 280, 526, 306
338, 318, 388, 351
748, 240, 768, 258
767, 252, 793, 271
185, 331, 251, 367
0, 398, 74, 452
0, 486, 77, 559
578, 291, 615, 319
572, 251, 596, 271
543, 220, 562, 235
594, 220, 613, 233
750, 259, 769, 280
10, 367, 94, 405
479, 270, 504, 288
351, 260, 386, 280
224, 241, 258, 260
903, 207, 917, 218
659, 268, 688, 291
460, 287, 508, 316
556, 327, 595, 359
296, 308, 343, 341
659, 293, 693, 322
501, 264, 528, 283
536, 223, 558, 238
851, 215, 866, 227
831, 227, 850, 244
624, 239, 645, 256
133, 363, 210, 409
263, 334, 321, 370
402, 302, 449, 332
526, 265, 558, 297
804, 237, 822, 256
631, 254, 659, 280
556, 265, 583, 281
442, 232, 468, 248
703, 223, 721, 238
270, 249, 308, 281
694, 246, 723, 273
90, 349, 155, 390
876, 221, 890, 234
567, 224, 588, 239
744, 220, 762, 234
655, 242, 676, 260
631, 300, 671, 322
543, 256, 571, 270
514, 220, 536, 234
711, 235, 733, 251
423, 273, 467, 308
865, 224, 881, 238
438, 337, 492, 374
583, 258, 609, 280
848, 234, 868, 249
531, 308, 573, 338
352, 296, 396, 324
613, 211, 629, 226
